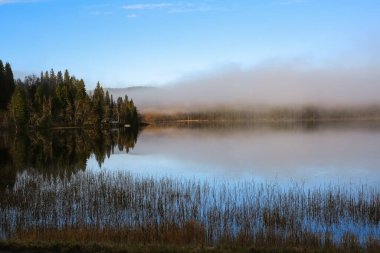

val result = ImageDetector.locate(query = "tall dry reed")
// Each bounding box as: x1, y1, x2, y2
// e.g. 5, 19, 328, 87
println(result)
1, 171, 379, 250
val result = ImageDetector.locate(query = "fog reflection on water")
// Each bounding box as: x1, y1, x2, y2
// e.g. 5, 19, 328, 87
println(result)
88, 124, 380, 186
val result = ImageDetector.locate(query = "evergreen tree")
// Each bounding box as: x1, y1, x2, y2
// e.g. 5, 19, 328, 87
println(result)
108, 94, 115, 121
54, 70, 69, 123
56, 71, 63, 86
42, 71, 50, 97
65, 71, 76, 124
63, 69, 70, 84
34, 86, 44, 114
40, 97, 52, 127
50, 69, 56, 84
10, 86, 29, 131
0, 61, 16, 110
116, 97, 123, 122
0, 60, 5, 110
5, 62, 15, 99
75, 79, 87, 101
93, 82, 105, 126
105, 90, 111, 121
129, 99, 139, 126
74, 79, 89, 125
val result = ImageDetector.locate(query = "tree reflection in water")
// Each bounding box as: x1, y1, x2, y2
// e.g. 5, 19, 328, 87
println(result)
0, 128, 139, 190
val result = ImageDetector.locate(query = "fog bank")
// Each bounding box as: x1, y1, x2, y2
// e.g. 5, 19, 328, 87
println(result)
115, 60, 380, 113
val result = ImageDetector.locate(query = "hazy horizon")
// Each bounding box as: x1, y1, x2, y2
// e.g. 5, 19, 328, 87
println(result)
105, 56, 380, 113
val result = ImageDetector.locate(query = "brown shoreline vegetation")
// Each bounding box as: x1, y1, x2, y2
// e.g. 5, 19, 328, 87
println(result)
1, 240, 380, 253
142, 106, 380, 126
1, 171, 379, 253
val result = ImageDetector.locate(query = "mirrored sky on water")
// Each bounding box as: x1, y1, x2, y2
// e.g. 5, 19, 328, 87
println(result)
87, 125, 380, 186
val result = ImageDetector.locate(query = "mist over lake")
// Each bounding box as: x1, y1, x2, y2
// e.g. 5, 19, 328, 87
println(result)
108, 61, 380, 114
87, 123, 380, 186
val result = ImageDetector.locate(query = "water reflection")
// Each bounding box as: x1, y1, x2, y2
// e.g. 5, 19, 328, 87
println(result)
2, 122, 380, 189
0, 128, 139, 190
96, 122, 380, 186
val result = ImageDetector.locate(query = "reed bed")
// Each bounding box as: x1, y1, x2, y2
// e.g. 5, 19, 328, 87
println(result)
0, 171, 379, 251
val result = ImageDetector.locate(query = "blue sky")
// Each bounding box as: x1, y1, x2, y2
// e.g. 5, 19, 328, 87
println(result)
1, 0, 379, 88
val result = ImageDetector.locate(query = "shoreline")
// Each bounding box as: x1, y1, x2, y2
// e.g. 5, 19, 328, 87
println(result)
1, 240, 377, 253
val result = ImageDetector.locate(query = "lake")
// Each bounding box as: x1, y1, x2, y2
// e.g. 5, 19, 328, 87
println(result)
1, 122, 380, 246
87, 122, 380, 187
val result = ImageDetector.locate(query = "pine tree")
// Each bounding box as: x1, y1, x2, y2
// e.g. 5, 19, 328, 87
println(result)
56, 71, 63, 86
63, 69, 70, 84
5, 63, 15, 100
0, 60, 5, 110
64, 70, 76, 124
49, 69, 57, 94
109, 94, 115, 121
93, 82, 105, 126
116, 97, 123, 123
41, 97, 52, 127
74, 79, 88, 125
0, 61, 16, 110
105, 90, 111, 122
75, 79, 86, 100
10, 86, 29, 131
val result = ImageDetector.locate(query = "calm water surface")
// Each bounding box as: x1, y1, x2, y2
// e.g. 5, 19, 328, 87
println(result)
87, 124, 380, 186
1, 123, 380, 242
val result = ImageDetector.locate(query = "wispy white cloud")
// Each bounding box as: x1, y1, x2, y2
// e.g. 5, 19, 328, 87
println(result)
90, 11, 113, 16
85, 3, 115, 17
123, 3, 174, 10
122, 2, 224, 15
0, 0, 44, 4
86, 3, 112, 9
273, 0, 311, 5
168, 6, 219, 14
126, 14, 138, 18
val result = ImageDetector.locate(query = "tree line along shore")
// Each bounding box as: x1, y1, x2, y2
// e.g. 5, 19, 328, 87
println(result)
3, 58, 380, 131
0, 59, 140, 132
